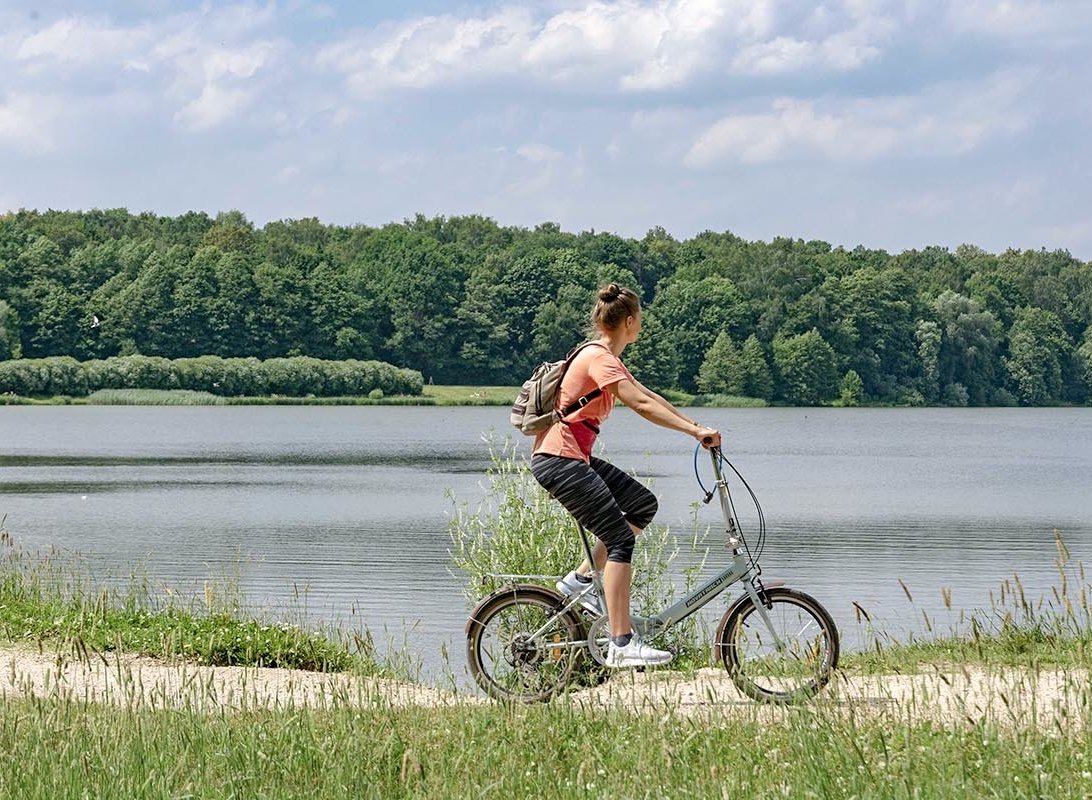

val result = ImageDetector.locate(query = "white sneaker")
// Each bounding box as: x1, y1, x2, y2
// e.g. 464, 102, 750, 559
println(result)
605, 635, 673, 668
555, 570, 602, 614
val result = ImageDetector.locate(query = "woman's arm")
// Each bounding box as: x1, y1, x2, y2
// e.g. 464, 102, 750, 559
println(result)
611, 379, 721, 447
632, 378, 696, 428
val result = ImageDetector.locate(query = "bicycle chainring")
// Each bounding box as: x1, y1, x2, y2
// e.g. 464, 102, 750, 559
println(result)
585, 616, 611, 666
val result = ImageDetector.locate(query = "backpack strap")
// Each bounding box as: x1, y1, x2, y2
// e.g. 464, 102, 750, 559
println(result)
556, 342, 611, 420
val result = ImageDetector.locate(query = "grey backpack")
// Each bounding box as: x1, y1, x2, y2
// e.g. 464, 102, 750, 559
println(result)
510, 342, 608, 435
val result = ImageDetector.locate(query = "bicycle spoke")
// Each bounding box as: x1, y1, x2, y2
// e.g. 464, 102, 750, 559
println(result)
720, 589, 838, 703
468, 591, 583, 702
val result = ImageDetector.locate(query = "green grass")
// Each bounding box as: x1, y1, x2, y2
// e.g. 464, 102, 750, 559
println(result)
658, 389, 769, 407
89, 388, 226, 405
17, 386, 517, 406
6, 385, 773, 408
222, 394, 435, 406
1, 393, 82, 405
0, 546, 378, 673
0, 688, 1089, 799
422, 385, 519, 405
689, 392, 769, 408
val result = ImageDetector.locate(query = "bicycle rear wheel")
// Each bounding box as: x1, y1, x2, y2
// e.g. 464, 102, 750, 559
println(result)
716, 587, 838, 704
466, 585, 585, 703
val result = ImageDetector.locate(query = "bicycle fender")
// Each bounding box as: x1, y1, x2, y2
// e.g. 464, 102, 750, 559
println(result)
464, 583, 566, 635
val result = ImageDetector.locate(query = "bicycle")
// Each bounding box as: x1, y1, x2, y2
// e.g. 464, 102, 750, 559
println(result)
465, 444, 839, 704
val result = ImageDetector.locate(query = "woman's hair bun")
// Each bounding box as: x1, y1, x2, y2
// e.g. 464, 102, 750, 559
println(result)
598, 283, 622, 302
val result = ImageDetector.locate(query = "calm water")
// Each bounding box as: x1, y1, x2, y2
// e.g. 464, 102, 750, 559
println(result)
1, 406, 1090, 684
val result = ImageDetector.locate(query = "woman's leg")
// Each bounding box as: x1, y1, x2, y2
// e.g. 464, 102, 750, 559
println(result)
574, 521, 639, 574
531, 454, 638, 636
574, 456, 656, 575
587, 458, 658, 637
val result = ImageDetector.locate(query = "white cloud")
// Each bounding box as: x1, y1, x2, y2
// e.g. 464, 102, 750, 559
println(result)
517, 142, 563, 162
200, 42, 276, 83
9, 10, 283, 133
0, 93, 61, 153
730, 15, 893, 76
374, 153, 427, 176
685, 70, 1033, 166
318, 0, 897, 94
316, 8, 535, 94
16, 16, 147, 65
895, 188, 956, 218
1035, 217, 1092, 249
946, 0, 1092, 42
175, 84, 254, 131
275, 165, 301, 182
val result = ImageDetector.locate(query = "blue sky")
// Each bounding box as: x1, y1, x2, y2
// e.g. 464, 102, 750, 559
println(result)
1, 0, 1090, 257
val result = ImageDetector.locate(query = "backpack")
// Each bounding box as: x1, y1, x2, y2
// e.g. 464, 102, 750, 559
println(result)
510, 342, 609, 435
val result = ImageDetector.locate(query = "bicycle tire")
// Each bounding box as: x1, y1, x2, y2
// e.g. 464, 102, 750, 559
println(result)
466, 584, 586, 703
715, 587, 839, 704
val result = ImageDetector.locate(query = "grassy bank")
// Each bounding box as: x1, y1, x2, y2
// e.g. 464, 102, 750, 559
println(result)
1, 674, 1089, 799
4, 385, 778, 407
4, 387, 504, 406
0, 545, 377, 674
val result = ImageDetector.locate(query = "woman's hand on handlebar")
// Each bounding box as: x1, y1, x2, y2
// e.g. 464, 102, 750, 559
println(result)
693, 424, 721, 449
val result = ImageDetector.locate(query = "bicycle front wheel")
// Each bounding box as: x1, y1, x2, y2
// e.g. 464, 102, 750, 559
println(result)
466, 586, 585, 703
716, 587, 838, 704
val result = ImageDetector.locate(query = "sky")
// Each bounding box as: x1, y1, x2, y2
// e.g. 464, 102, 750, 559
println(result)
1, 0, 1091, 257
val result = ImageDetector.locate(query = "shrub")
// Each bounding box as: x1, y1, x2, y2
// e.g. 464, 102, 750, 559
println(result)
0, 355, 423, 398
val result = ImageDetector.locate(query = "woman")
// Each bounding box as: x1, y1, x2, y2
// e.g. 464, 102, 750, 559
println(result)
531, 283, 721, 668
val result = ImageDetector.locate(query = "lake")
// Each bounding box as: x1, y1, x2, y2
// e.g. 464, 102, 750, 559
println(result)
1, 405, 1090, 684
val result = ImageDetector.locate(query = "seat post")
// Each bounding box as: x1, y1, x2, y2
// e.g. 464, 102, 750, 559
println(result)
575, 521, 597, 570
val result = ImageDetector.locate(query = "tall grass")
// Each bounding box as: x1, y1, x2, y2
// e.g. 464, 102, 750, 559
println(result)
658, 389, 768, 408
89, 388, 226, 405
840, 533, 1092, 673
223, 395, 435, 406
448, 439, 710, 661
0, 541, 377, 673
0, 684, 1088, 799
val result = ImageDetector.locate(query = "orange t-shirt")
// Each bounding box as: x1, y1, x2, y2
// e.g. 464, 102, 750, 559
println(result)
532, 344, 634, 463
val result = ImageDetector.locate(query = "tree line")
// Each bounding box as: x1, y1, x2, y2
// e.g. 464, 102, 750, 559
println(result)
1, 208, 1090, 405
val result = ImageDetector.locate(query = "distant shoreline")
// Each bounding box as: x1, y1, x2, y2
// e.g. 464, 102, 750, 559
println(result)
1, 386, 770, 408
5, 386, 1077, 408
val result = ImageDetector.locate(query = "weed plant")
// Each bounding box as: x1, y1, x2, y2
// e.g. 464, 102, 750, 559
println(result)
844, 533, 1092, 672
448, 439, 710, 662
89, 388, 226, 405
688, 393, 769, 408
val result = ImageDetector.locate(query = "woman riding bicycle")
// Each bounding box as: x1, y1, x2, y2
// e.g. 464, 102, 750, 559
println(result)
530, 282, 721, 668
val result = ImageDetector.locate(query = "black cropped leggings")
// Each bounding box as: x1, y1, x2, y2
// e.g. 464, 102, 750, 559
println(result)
530, 454, 658, 564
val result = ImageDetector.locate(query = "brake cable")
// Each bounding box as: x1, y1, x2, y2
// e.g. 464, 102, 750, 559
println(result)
693, 443, 768, 567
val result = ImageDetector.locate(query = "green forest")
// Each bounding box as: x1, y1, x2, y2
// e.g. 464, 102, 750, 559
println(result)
1, 208, 1090, 406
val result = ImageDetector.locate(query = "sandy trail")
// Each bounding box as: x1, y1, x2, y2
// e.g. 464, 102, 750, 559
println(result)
2, 646, 1087, 727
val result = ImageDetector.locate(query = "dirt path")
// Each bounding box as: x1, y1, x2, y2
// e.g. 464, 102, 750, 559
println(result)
0, 645, 471, 711
571, 665, 1090, 727
2, 646, 1087, 727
